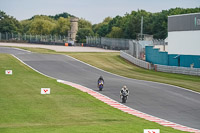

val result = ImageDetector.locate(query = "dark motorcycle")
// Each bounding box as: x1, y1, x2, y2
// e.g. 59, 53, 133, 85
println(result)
98, 80, 104, 91
122, 91, 128, 103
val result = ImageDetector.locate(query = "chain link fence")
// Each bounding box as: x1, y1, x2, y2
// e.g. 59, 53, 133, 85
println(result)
0, 32, 68, 45
86, 36, 129, 50
86, 36, 167, 60
125, 40, 146, 60
152, 39, 167, 45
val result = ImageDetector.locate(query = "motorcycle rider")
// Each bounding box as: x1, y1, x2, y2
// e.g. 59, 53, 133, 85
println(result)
120, 86, 129, 99
97, 76, 104, 85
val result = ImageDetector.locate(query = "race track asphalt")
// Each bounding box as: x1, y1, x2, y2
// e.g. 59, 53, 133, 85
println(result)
1, 47, 200, 129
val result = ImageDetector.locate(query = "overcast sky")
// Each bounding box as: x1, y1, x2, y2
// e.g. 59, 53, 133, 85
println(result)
0, 0, 199, 24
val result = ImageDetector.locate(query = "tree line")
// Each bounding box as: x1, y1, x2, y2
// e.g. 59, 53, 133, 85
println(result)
0, 7, 200, 43
91, 7, 200, 40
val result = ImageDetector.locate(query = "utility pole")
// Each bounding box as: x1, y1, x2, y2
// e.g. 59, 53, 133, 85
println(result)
140, 16, 143, 40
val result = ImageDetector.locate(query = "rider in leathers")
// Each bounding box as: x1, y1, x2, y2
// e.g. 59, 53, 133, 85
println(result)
120, 86, 129, 99
98, 76, 104, 86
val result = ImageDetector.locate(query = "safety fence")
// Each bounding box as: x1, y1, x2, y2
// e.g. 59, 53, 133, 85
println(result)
0, 32, 68, 45
86, 37, 130, 50
86, 36, 167, 58
120, 51, 152, 70
155, 64, 200, 76
125, 40, 166, 59
152, 39, 167, 45
125, 40, 145, 60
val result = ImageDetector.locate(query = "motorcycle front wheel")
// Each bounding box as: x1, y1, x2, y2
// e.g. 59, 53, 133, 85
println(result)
122, 96, 126, 103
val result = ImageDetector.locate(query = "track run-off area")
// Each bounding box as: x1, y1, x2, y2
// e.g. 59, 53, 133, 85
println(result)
0, 46, 200, 133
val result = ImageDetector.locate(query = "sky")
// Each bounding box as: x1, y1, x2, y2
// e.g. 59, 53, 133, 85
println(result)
0, 0, 199, 24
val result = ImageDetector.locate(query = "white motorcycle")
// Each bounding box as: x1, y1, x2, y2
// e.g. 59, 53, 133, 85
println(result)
121, 91, 128, 103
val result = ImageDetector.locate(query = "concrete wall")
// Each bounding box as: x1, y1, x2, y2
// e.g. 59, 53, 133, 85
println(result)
146, 46, 200, 68
180, 55, 200, 68
120, 51, 152, 70
155, 64, 200, 76
168, 54, 179, 66
146, 46, 168, 65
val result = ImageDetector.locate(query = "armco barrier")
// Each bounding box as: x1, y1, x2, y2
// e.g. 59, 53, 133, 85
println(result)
120, 51, 152, 70
155, 64, 200, 76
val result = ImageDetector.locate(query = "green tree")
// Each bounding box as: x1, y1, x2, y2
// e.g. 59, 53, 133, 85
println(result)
107, 16, 123, 33
93, 17, 112, 37
96, 24, 109, 37
0, 11, 22, 33
20, 20, 31, 33
24, 13, 74, 35
49, 12, 74, 20
76, 28, 94, 43
55, 17, 70, 36
28, 18, 56, 35
151, 11, 168, 39
93, 7, 200, 39
78, 18, 92, 29
106, 27, 123, 38
103, 17, 112, 23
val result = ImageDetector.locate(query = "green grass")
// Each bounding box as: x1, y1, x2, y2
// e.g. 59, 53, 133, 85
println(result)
0, 54, 189, 133
9, 47, 200, 93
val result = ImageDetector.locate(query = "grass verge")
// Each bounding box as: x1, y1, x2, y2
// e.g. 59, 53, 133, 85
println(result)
0, 53, 189, 133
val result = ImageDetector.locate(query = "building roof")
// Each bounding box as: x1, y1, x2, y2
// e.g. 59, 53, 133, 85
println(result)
168, 12, 200, 17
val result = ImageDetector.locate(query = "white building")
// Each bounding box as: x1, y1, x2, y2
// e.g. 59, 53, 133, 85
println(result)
168, 13, 200, 55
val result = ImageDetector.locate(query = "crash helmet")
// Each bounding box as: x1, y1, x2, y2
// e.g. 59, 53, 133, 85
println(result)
123, 86, 127, 90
